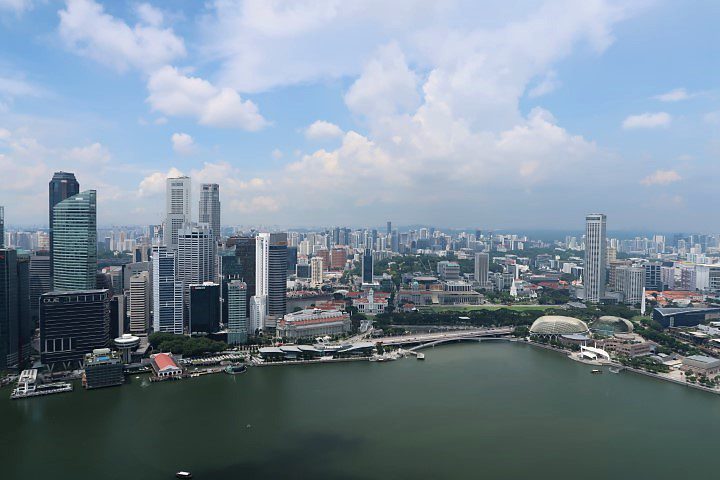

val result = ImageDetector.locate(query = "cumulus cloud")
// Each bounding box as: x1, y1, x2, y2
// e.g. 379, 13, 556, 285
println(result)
171, 132, 195, 155
527, 71, 561, 98
641, 169, 682, 186
147, 66, 267, 130
63, 142, 111, 164
271, 149, 283, 160
0, 75, 45, 98
622, 112, 671, 129
653, 88, 691, 102
304, 120, 343, 140
58, 0, 185, 72
138, 167, 184, 197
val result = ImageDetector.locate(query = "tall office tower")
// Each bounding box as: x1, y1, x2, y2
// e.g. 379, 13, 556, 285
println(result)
29, 253, 51, 328
386, 221, 392, 236
165, 176, 191, 250
616, 265, 646, 305
228, 236, 256, 318
311, 257, 324, 287
48, 172, 79, 278
330, 247, 347, 270
0, 248, 19, 370
287, 246, 298, 274
474, 252, 490, 286
0, 206, 4, 247
249, 295, 266, 334
227, 280, 248, 345
177, 224, 215, 293
52, 190, 97, 291
39, 289, 110, 370
391, 229, 399, 252
189, 282, 220, 334
644, 262, 662, 291
361, 248, 373, 284
584, 213, 607, 303
16, 252, 30, 366
152, 245, 184, 334
255, 233, 270, 300
268, 233, 288, 320
199, 183, 221, 241
128, 272, 150, 335
109, 293, 127, 339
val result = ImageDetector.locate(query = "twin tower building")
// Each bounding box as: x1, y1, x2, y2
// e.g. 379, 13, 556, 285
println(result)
33, 172, 286, 371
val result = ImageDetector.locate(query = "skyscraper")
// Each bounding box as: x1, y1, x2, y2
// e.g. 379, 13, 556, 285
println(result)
177, 224, 215, 293
584, 213, 607, 303
311, 257, 323, 287
48, 172, 79, 278
128, 272, 150, 335
29, 253, 51, 328
189, 282, 220, 334
362, 248, 373, 284
268, 233, 288, 319
152, 245, 184, 334
0, 206, 4, 247
165, 176, 191, 250
474, 252, 490, 286
227, 280, 248, 345
52, 190, 97, 291
40, 289, 110, 370
255, 233, 270, 300
227, 236, 256, 318
16, 252, 30, 366
199, 183, 221, 241
616, 265, 645, 305
0, 248, 19, 370
386, 221, 392, 236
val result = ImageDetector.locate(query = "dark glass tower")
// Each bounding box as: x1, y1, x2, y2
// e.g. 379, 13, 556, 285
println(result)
189, 283, 220, 334
268, 233, 288, 317
0, 248, 19, 370
228, 237, 256, 318
48, 172, 79, 277
362, 248, 373, 284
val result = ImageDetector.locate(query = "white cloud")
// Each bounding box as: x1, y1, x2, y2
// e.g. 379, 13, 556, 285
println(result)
171, 132, 195, 155
147, 66, 268, 130
344, 42, 420, 119
63, 142, 111, 164
138, 167, 184, 197
641, 169, 682, 186
622, 112, 671, 129
271, 148, 283, 160
0, 0, 32, 13
58, 0, 186, 72
653, 88, 691, 102
527, 71, 560, 98
304, 120, 343, 140
0, 76, 44, 98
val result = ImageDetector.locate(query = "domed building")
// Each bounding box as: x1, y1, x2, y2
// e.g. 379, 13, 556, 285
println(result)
529, 315, 590, 338
590, 316, 634, 337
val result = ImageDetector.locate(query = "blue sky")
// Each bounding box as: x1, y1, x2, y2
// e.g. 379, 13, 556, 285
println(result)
0, 0, 718, 231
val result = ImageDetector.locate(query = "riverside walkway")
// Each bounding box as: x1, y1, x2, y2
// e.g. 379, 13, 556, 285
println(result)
377, 327, 513, 348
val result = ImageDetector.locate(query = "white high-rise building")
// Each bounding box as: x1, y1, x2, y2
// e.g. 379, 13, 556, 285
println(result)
152, 245, 184, 334
165, 176, 191, 250
199, 183, 221, 241
128, 271, 150, 335
584, 213, 607, 303
255, 233, 270, 300
474, 252, 489, 286
311, 256, 324, 287
177, 224, 215, 293
249, 295, 266, 334
616, 265, 645, 305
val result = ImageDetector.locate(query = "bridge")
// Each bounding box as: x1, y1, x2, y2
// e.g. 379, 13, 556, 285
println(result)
375, 327, 514, 349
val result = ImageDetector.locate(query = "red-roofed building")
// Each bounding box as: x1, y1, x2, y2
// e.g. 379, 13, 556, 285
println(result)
352, 289, 389, 315
277, 308, 351, 340
150, 353, 182, 378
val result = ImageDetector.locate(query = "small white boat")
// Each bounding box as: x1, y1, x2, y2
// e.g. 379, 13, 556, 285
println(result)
416, 353, 425, 360
176, 472, 192, 479
591, 369, 602, 374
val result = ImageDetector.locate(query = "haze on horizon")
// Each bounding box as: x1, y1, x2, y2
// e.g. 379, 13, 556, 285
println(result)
0, 0, 718, 231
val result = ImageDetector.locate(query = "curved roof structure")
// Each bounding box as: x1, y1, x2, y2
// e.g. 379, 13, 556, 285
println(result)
591, 316, 634, 334
529, 316, 589, 336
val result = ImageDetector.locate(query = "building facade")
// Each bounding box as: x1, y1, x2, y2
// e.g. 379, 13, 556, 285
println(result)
177, 224, 215, 293
48, 172, 80, 278
128, 271, 150, 335
189, 282, 220, 334
227, 280, 248, 345
165, 176, 191, 250
584, 213, 607, 303
52, 190, 97, 291
198, 183, 221, 241
152, 245, 184, 334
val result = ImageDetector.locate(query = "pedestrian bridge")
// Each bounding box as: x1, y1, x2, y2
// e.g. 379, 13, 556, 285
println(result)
376, 327, 514, 349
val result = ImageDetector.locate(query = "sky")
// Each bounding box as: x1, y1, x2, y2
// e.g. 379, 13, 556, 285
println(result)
0, 0, 718, 231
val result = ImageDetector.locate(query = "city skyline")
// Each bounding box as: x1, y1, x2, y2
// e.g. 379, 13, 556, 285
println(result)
0, 1, 719, 230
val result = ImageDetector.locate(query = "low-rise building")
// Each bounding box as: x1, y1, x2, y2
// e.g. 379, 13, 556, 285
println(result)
351, 289, 389, 316
682, 354, 720, 375
602, 333, 654, 358
150, 353, 183, 378
83, 348, 124, 389
277, 308, 351, 340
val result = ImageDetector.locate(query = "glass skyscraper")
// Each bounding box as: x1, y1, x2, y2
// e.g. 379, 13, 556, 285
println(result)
52, 190, 97, 291
48, 172, 80, 277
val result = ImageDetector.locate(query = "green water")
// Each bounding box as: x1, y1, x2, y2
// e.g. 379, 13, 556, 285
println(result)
3, 342, 719, 479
